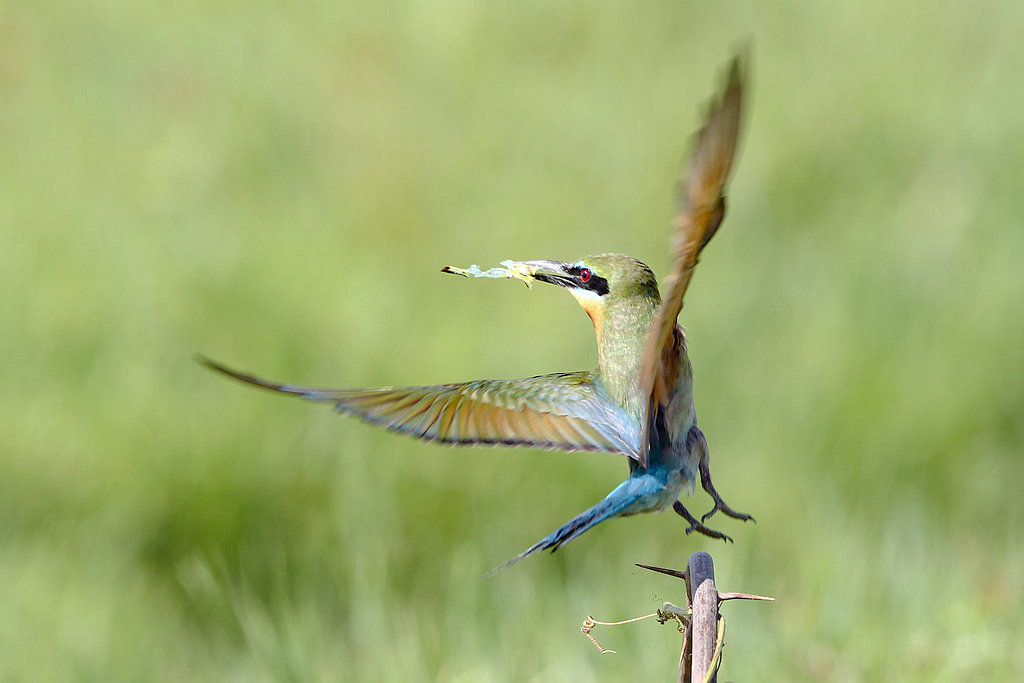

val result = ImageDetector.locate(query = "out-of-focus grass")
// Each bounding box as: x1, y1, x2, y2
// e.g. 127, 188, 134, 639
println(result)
2, 0, 1022, 680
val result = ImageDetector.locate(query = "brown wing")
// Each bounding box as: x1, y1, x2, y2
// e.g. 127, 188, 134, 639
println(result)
636, 56, 745, 467
198, 356, 643, 458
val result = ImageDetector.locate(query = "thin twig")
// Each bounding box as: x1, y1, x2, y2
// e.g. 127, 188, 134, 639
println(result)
580, 613, 660, 654
702, 615, 726, 683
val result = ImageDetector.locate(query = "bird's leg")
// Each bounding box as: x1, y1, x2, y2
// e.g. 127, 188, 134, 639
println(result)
686, 425, 754, 525
672, 500, 732, 543
698, 454, 755, 524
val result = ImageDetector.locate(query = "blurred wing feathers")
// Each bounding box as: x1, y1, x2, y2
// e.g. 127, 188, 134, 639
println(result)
198, 356, 641, 458
637, 56, 745, 466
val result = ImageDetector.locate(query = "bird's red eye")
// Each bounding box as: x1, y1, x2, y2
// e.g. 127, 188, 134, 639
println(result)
580, 268, 592, 283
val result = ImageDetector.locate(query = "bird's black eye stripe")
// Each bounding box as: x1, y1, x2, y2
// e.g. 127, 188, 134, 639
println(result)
567, 266, 609, 295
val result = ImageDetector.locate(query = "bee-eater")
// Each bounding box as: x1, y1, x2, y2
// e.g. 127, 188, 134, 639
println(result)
200, 57, 752, 571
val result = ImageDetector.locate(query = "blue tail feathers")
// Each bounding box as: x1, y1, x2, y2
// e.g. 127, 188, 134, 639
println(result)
486, 473, 672, 576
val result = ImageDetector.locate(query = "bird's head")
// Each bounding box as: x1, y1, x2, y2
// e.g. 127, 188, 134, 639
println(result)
507, 254, 660, 336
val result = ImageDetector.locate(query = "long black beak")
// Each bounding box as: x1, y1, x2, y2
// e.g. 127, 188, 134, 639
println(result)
506, 260, 576, 288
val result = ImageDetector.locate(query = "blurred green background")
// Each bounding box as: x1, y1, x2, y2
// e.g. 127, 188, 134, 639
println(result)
3, 0, 1022, 680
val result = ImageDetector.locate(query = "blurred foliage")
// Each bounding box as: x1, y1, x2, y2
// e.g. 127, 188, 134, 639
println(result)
2, 0, 1022, 680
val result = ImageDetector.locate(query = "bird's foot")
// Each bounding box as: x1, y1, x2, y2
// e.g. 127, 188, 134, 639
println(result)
698, 459, 755, 524
673, 500, 733, 543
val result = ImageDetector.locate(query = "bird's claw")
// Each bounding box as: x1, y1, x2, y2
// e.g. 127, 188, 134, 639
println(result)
673, 500, 733, 543
698, 459, 754, 525
700, 499, 755, 525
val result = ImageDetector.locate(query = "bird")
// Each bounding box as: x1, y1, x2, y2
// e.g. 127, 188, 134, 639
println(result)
199, 56, 753, 572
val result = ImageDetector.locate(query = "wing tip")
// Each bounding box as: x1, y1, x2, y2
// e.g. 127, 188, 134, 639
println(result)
725, 46, 749, 99
193, 352, 314, 396
193, 351, 244, 381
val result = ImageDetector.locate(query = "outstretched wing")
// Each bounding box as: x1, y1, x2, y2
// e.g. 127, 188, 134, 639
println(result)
198, 356, 642, 458
637, 56, 745, 467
